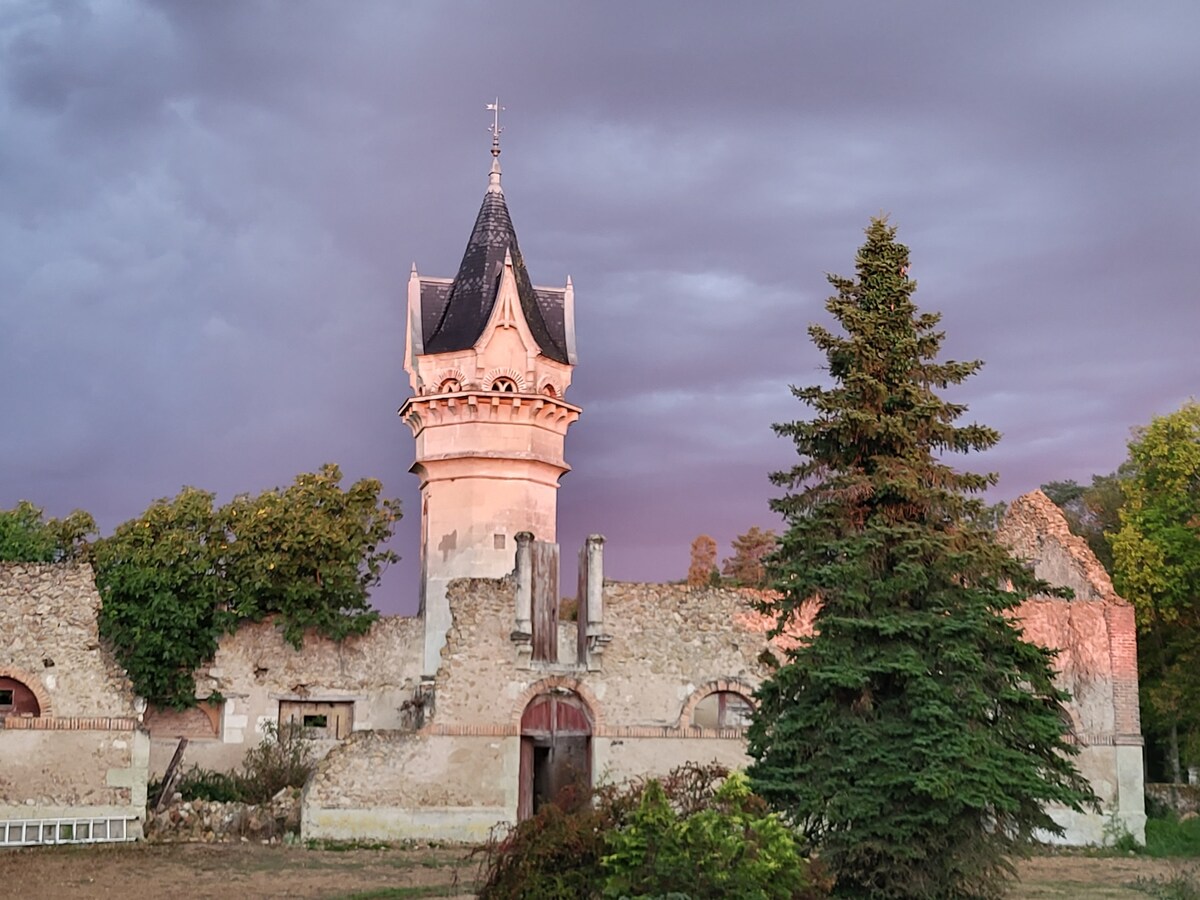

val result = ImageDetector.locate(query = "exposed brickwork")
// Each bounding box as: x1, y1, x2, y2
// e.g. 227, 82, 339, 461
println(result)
1106, 602, 1142, 739
144, 702, 221, 739
0, 665, 53, 716
1, 716, 138, 731
510, 675, 604, 730
676, 678, 757, 728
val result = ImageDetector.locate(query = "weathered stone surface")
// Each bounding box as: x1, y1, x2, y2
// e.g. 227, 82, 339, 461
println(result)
0, 563, 138, 718
153, 615, 425, 775
3, 493, 1147, 848
145, 788, 300, 843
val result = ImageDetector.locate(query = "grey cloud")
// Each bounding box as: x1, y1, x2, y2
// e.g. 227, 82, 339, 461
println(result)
2, 1, 1197, 612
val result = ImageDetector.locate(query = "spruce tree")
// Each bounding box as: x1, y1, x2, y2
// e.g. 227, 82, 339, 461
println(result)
746, 218, 1095, 899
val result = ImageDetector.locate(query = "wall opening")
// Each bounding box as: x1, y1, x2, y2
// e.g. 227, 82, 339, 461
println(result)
519, 689, 592, 820
279, 700, 354, 740
691, 691, 753, 730
0, 677, 41, 718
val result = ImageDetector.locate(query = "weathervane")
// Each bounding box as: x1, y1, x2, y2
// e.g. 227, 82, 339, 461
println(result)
486, 99, 504, 157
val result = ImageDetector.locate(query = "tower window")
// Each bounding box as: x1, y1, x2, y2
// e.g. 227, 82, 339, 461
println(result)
491, 377, 518, 392
438, 378, 462, 393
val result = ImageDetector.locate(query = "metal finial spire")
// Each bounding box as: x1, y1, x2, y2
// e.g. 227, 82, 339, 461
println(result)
485, 99, 505, 192
486, 99, 504, 157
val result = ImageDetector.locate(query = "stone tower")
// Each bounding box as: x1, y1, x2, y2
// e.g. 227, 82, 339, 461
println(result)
400, 135, 580, 675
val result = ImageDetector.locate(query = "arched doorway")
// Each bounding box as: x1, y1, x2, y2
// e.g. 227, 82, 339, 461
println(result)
0, 677, 42, 717
518, 689, 592, 820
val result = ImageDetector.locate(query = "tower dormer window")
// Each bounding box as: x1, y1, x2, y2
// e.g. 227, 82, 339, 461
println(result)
438, 378, 462, 393
491, 377, 518, 392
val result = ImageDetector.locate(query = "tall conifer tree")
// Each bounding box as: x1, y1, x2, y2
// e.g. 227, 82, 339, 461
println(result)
747, 218, 1094, 899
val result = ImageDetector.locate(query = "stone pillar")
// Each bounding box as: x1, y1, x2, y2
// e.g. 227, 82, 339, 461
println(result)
585, 535, 605, 633
583, 534, 610, 670
511, 532, 534, 668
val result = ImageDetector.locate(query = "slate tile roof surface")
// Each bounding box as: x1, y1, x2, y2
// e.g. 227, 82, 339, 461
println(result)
421, 187, 569, 364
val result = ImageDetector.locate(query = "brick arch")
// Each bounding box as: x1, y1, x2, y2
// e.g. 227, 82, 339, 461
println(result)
677, 678, 756, 729
484, 367, 527, 392
432, 367, 467, 394
511, 676, 603, 732
0, 666, 52, 717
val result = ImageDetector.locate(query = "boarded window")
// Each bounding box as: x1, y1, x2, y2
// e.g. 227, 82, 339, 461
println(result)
691, 692, 753, 730
279, 700, 353, 739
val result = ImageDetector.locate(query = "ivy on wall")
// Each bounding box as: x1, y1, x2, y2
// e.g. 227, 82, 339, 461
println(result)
92, 464, 400, 709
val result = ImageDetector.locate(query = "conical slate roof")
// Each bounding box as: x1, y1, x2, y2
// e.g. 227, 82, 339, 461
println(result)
421, 167, 570, 365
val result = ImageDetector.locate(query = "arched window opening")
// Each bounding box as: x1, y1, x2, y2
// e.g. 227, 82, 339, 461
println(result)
438, 378, 462, 393
491, 377, 518, 392
541, 383, 559, 398
0, 677, 42, 717
691, 691, 753, 730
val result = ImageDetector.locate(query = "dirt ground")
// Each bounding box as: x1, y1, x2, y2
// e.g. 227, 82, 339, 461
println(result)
0, 842, 480, 900
0, 842, 1196, 899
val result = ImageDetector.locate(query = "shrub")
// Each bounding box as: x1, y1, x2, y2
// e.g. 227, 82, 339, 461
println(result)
236, 720, 315, 804
476, 764, 827, 900
603, 773, 824, 900
155, 721, 315, 806
1145, 815, 1200, 859
174, 766, 243, 803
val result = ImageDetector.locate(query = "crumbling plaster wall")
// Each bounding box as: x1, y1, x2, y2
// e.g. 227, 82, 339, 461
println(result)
999, 490, 1145, 844
431, 576, 770, 730
0, 564, 148, 832
152, 615, 424, 775
0, 563, 138, 718
302, 731, 517, 842
304, 575, 772, 840
0, 728, 149, 825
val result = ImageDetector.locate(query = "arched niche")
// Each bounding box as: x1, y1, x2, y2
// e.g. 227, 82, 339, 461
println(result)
0, 675, 44, 717
680, 679, 757, 732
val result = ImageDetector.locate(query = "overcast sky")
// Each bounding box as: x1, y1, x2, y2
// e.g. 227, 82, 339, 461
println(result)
2, 1, 1197, 614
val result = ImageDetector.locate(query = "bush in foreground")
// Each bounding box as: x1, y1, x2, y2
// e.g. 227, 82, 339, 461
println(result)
159, 721, 315, 805
476, 763, 827, 900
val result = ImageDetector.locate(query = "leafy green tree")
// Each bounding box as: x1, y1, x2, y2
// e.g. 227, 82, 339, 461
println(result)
747, 218, 1094, 899
94, 487, 233, 708
722, 526, 778, 588
95, 464, 399, 708
1111, 401, 1200, 783
218, 466, 398, 647
0, 500, 96, 562
1041, 472, 1126, 573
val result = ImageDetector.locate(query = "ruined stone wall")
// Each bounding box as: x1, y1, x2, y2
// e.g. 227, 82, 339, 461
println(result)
303, 576, 772, 841
431, 576, 770, 730
0, 726, 149, 825
302, 731, 517, 842
999, 490, 1146, 844
151, 614, 425, 775
0, 564, 150, 834
0, 563, 137, 719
